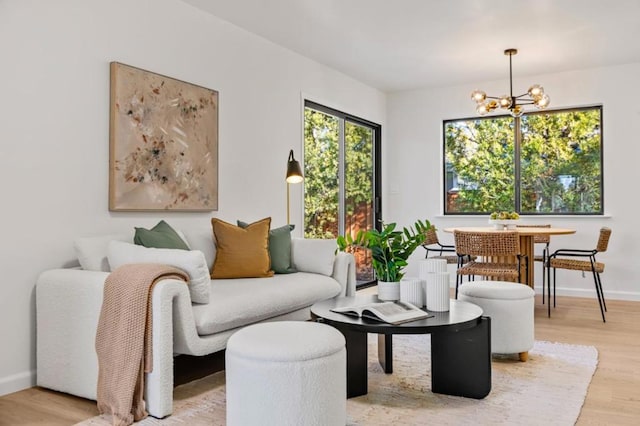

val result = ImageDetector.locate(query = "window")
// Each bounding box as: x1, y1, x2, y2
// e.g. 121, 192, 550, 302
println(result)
303, 100, 381, 285
444, 106, 603, 215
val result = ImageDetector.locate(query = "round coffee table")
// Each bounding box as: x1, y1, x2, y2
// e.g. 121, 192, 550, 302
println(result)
311, 295, 491, 399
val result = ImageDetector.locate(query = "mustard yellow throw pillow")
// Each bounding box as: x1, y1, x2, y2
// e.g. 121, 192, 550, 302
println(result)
210, 217, 274, 279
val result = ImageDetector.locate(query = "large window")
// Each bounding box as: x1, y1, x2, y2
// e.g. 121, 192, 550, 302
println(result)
304, 100, 381, 284
444, 106, 603, 215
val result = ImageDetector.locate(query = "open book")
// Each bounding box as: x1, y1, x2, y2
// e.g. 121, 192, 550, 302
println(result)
331, 300, 432, 325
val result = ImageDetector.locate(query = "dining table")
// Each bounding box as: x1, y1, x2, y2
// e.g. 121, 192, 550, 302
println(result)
443, 226, 576, 287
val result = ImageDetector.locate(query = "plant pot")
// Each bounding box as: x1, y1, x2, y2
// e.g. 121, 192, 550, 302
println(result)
488, 219, 520, 230
377, 280, 401, 301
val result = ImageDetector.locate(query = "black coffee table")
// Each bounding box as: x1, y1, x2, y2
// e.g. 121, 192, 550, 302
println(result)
310, 295, 491, 399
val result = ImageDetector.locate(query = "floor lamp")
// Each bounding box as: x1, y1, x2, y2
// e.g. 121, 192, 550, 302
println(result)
286, 149, 304, 224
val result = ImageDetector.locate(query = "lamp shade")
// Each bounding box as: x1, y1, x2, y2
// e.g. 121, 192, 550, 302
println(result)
286, 149, 304, 183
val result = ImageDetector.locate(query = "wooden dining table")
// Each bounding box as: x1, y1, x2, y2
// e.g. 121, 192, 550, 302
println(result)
443, 226, 576, 287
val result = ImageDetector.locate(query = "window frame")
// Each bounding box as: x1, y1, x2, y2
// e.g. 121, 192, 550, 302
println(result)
442, 105, 604, 216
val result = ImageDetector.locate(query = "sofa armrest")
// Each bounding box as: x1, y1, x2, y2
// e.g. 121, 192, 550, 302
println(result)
36, 269, 109, 400
332, 252, 356, 297
35, 268, 192, 418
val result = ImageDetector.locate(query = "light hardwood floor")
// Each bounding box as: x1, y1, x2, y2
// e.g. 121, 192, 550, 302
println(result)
1, 294, 639, 425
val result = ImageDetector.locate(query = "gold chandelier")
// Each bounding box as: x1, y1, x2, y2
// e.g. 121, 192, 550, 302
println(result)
471, 48, 550, 117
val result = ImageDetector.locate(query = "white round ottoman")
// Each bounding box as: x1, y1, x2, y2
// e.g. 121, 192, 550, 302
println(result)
225, 321, 346, 426
458, 281, 535, 361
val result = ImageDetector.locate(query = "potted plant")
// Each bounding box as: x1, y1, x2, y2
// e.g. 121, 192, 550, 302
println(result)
337, 219, 432, 300
488, 211, 520, 229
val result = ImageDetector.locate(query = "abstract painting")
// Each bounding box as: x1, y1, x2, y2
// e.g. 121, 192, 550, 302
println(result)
109, 62, 218, 211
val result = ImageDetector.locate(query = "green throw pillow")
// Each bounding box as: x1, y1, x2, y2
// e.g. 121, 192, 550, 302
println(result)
237, 220, 297, 274
134, 220, 189, 250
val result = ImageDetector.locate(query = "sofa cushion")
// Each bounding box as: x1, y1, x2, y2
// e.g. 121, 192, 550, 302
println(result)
268, 224, 297, 274
75, 233, 131, 272
191, 272, 341, 335
291, 238, 337, 276
107, 240, 210, 304
74, 229, 191, 272
210, 218, 274, 279
238, 221, 297, 274
182, 230, 216, 270
134, 220, 189, 250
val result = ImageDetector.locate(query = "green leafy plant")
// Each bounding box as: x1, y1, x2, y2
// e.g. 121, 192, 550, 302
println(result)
337, 219, 432, 282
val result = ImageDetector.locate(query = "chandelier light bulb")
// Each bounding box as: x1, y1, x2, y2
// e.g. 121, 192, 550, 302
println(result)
487, 100, 498, 111
498, 95, 512, 109
476, 103, 489, 115
471, 90, 486, 103
528, 84, 544, 98
535, 94, 551, 109
510, 105, 524, 117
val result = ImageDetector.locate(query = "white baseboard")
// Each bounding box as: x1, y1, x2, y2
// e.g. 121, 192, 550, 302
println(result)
451, 278, 640, 302
533, 286, 640, 302
0, 370, 35, 397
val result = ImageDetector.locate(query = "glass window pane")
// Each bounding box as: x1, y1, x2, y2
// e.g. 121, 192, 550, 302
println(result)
303, 103, 380, 286
345, 121, 374, 282
304, 108, 339, 238
444, 117, 515, 214
520, 109, 602, 214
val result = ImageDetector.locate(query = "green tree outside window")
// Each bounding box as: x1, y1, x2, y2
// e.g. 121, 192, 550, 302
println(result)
444, 106, 602, 215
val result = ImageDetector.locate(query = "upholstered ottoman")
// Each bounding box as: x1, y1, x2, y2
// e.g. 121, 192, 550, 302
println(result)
225, 321, 346, 426
458, 281, 535, 361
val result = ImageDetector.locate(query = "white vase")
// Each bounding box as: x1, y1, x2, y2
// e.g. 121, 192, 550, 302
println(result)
400, 277, 425, 307
377, 280, 401, 301
419, 258, 447, 279
425, 272, 451, 312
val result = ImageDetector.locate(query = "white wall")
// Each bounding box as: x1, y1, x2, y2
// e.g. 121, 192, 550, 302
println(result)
386, 63, 640, 301
0, 0, 386, 395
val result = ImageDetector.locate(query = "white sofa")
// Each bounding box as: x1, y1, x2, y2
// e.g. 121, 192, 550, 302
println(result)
36, 230, 356, 418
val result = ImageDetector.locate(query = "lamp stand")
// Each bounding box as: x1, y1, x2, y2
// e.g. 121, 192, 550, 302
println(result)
286, 182, 291, 224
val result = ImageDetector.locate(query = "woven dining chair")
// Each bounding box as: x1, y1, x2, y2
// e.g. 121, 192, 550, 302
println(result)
547, 227, 612, 322
453, 230, 527, 298
422, 227, 458, 264
517, 224, 551, 302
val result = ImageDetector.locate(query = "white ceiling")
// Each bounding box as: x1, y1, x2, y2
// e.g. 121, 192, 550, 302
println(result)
182, 0, 640, 92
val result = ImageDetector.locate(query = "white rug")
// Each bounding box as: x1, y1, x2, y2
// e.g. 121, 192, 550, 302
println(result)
77, 335, 598, 426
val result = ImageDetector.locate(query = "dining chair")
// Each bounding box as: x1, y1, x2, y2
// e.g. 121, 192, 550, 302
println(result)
422, 227, 458, 264
453, 230, 527, 298
516, 224, 551, 302
546, 227, 612, 322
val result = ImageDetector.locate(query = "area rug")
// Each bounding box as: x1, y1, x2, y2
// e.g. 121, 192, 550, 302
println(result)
77, 335, 598, 426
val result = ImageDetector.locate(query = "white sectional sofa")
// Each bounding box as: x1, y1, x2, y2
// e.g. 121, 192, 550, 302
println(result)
36, 229, 356, 418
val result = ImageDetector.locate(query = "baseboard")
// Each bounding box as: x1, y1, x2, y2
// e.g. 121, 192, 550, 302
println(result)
0, 370, 35, 397
451, 280, 640, 302
534, 286, 640, 302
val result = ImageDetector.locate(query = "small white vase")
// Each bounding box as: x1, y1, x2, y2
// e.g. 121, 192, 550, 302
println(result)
425, 272, 451, 312
377, 280, 401, 301
419, 258, 447, 278
400, 277, 426, 307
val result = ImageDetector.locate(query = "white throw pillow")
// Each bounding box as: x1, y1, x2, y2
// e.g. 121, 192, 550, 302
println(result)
75, 234, 131, 272
290, 238, 336, 276
107, 240, 210, 304
74, 230, 191, 272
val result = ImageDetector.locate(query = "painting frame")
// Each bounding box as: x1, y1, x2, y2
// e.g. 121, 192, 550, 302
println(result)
109, 62, 218, 211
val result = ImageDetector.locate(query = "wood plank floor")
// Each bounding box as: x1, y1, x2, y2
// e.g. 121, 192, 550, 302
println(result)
1, 294, 638, 425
